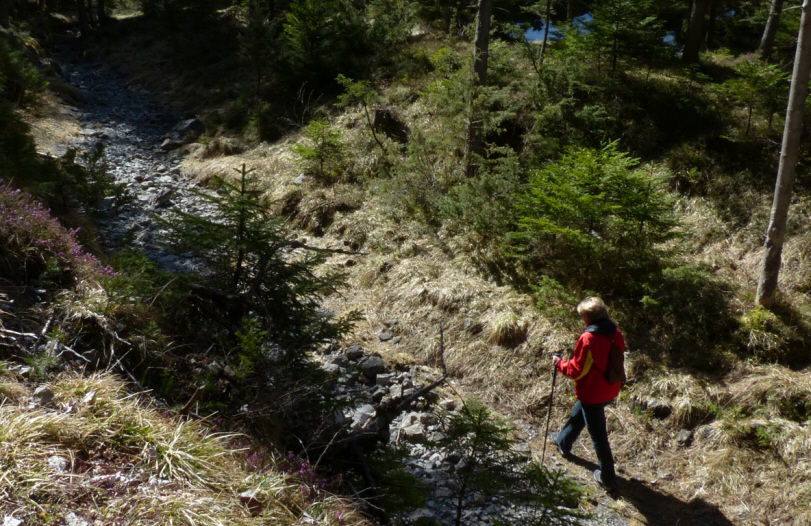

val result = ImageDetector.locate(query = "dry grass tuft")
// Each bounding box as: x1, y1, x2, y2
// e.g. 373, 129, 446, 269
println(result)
0, 378, 29, 402
0, 372, 370, 526
486, 311, 529, 348
20, 92, 82, 155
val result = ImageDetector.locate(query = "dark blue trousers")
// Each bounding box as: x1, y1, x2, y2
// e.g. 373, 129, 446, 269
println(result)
556, 400, 616, 482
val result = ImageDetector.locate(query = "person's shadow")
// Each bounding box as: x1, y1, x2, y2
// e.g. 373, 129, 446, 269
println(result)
568, 456, 736, 526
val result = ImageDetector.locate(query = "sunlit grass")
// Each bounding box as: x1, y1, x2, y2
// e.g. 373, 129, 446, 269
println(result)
0, 370, 369, 526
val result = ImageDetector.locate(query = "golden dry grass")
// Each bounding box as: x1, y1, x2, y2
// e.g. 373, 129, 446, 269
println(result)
0, 370, 370, 526
171, 84, 811, 525
20, 91, 82, 155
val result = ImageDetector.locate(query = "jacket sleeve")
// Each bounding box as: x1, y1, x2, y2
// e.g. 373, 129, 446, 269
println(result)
556, 333, 594, 381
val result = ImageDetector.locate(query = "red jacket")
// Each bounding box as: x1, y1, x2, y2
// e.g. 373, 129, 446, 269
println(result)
556, 322, 625, 405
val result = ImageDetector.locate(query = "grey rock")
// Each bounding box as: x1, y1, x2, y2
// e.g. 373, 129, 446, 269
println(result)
351, 404, 376, 431
409, 509, 440, 526
239, 490, 264, 514
33, 385, 54, 405
176, 118, 205, 142
322, 363, 341, 375
155, 189, 175, 208
377, 329, 394, 342
326, 353, 349, 367
47, 455, 69, 472
98, 197, 114, 211
435, 487, 454, 499
376, 373, 394, 386
208, 362, 223, 375
160, 137, 183, 151
418, 412, 437, 425
402, 423, 426, 441
678, 428, 694, 446
64, 513, 89, 526
361, 356, 386, 380
2, 516, 23, 526
371, 385, 388, 403
223, 365, 237, 380
292, 174, 311, 185
345, 344, 364, 360
439, 398, 457, 411
512, 443, 532, 461
428, 431, 447, 442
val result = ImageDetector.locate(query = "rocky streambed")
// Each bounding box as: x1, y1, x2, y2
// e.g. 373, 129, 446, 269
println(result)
52, 41, 628, 526
57, 39, 211, 273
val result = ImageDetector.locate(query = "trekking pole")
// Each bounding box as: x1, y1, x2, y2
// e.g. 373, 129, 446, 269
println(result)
540, 352, 561, 466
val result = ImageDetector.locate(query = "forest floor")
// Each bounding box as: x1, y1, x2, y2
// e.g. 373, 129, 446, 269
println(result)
25, 19, 811, 526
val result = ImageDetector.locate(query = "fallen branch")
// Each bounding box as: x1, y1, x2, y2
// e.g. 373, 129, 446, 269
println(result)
56, 343, 91, 363
178, 386, 205, 416
0, 328, 37, 339
281, 239, 367, 256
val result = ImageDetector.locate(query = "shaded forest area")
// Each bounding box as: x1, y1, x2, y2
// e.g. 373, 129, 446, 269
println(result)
5, 0, 811, 524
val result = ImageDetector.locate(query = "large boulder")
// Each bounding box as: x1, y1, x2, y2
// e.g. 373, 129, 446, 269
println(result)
176, 118, 206, 142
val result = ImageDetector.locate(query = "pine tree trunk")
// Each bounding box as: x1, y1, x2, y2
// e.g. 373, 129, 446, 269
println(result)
567, 0, 575, 20
464, 0, 492, 178
759, 0, 784, 60
77, 0, 90, 37
97, 0, 107, 22
683, 0, 711, 63
705, 0, 717, 48
540, 0, 552, 65
756, 0, 811, 308
0, 0, 9, 28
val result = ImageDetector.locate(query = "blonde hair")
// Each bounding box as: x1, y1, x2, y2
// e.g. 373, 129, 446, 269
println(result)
577, 297, 609, 323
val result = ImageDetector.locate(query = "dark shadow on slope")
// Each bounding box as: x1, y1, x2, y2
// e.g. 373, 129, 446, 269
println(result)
567, 456, 735, 526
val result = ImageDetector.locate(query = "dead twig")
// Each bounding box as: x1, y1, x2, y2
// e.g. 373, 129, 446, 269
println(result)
56, 344, 91, 363
281, 239, 367, 256
0, 328, 37, 339
178, 386, 205, 416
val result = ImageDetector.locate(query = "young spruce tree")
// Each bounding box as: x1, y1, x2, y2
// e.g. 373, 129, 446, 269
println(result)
160, 164, 349, 358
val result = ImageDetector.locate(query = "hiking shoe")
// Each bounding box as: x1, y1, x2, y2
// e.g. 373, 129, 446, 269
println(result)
550, 432, 572, 459
593, 469, 617, 490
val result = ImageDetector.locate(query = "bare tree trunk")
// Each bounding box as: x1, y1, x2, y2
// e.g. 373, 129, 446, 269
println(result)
567, 0, 576, 20
97, 0, 107, 22
540, 0, 552, 65
705, 0, 717, 48
464, 0, 492, 178
756, 0, 811, 308
88, 0, 97, 24
77, 0, 90, 37
683, 0, 711, 62
0, 0, 9, 28
759, 0, 784, 60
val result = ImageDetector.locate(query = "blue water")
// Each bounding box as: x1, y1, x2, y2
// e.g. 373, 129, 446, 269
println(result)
525, 14, 677, 47
524, 13, 592, 42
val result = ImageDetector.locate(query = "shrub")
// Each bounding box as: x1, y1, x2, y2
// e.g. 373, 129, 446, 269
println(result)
510, 141, 678, 289
0, 181, 114, 285
292, 119, 348, 184
436, 399, 583, 526
721, 59, 789, 136
0, 37, 48, 107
